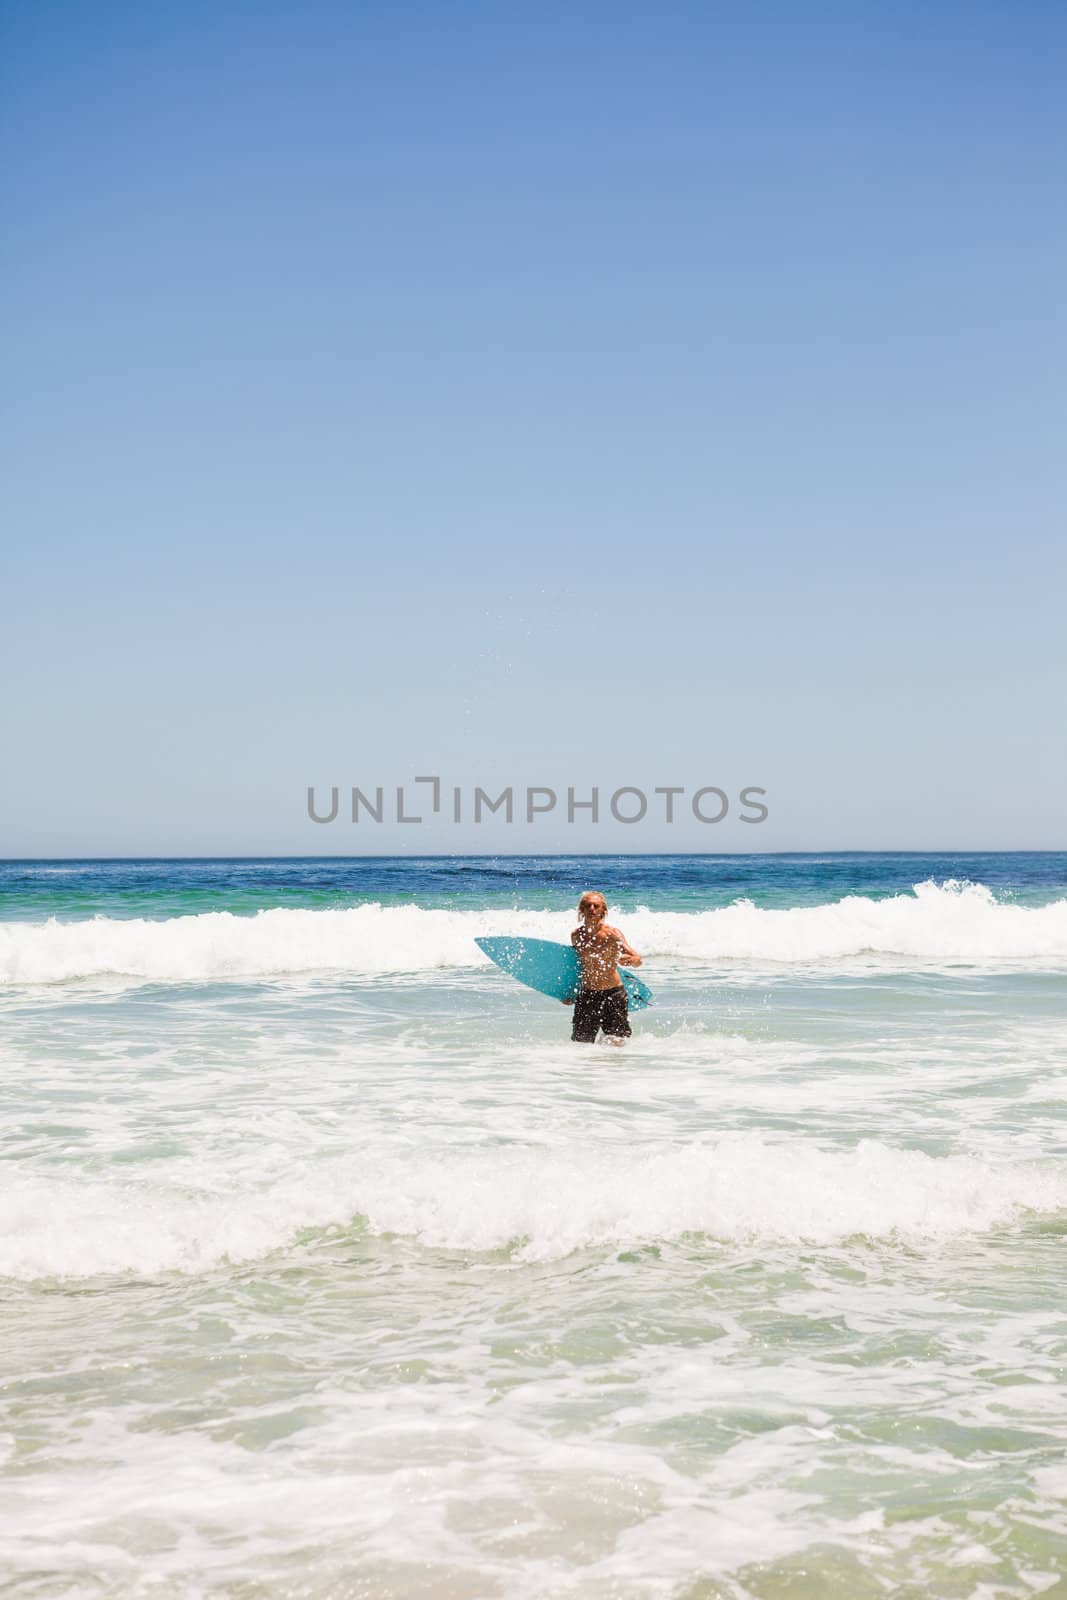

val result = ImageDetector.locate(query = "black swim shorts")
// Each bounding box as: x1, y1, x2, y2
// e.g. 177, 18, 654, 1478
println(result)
571, 984, 631, 1043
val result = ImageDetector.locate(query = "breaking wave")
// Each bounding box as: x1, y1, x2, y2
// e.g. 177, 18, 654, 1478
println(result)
2, 1137, 1063, 1280
2, 881, 1066, 985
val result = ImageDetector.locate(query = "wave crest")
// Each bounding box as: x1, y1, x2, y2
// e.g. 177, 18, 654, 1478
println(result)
2, 1138, 1062, 1279
2, 882, 1066, 985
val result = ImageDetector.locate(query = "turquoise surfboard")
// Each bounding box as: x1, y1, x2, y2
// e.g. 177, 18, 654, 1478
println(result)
475, 936, 652, 1011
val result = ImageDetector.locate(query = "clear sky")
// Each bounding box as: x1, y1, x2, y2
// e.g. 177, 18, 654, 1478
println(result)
3, 1, 1064, 855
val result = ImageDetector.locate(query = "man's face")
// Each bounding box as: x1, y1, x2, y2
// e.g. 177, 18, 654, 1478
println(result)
579, 895, 607, 925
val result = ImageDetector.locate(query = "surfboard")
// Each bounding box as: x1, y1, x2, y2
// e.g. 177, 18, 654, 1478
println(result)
475, 936, 653, 1011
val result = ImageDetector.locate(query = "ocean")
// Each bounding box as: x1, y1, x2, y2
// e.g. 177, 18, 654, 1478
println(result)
2, 853, 1066, 1598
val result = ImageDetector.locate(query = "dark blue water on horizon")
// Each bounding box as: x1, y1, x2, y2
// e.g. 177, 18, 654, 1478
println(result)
1, 850, 1064, 922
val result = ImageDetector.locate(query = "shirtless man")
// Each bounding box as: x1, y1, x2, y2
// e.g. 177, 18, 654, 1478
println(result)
567, 891, 643, 1045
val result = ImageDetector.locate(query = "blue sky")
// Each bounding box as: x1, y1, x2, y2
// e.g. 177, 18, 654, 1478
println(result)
3, 1, 1064, 854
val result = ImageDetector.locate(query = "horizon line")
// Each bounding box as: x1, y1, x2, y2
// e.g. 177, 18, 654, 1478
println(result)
2, 848, 1065, 865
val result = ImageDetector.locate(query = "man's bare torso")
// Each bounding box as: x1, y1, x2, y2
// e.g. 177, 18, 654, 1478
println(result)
571, 923, 625, 990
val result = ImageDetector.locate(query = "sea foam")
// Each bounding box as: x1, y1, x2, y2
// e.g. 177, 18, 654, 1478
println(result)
2, 1137, 1063, 1280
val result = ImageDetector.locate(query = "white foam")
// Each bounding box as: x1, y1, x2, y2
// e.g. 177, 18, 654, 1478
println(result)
2, 881, 1066, 986
2, 1137, 1062, 1280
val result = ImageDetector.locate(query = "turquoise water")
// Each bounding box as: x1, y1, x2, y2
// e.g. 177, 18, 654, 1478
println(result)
2, 855, 1066, 1597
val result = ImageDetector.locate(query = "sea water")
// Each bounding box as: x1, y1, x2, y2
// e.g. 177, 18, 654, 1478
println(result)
1, 853, 1065, 1598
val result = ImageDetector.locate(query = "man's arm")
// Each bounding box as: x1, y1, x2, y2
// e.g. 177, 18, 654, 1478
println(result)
608, 925, 642, 967
564, 927, 579, 1000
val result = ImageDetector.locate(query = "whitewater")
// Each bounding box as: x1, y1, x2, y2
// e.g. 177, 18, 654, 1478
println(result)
2, 854, 1066, 1598
4, 879, 1067, 985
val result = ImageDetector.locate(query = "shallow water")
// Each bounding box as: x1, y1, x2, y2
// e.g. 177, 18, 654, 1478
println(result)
2, 855, 1066, 1597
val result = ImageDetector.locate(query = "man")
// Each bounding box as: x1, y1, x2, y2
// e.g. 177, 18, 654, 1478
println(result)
567, 891, 643, 1045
